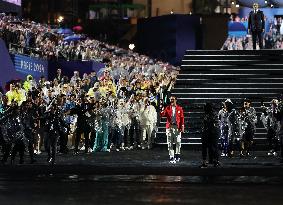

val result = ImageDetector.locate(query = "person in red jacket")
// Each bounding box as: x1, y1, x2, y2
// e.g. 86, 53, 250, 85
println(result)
160, 96, 185, 163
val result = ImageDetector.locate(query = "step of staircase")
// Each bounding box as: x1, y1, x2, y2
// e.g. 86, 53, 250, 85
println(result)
156, 50, 283, 150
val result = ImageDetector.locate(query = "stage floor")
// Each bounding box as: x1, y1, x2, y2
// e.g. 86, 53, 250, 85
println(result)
1, 149, 283, 205
0, 148, 283, 176
0, 174, 283, 205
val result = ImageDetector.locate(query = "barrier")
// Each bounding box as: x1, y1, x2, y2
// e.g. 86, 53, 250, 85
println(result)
0, 38, 18, 91
48, 60, 104, 80
10, 54, 48, 79
0, 38, 105, 91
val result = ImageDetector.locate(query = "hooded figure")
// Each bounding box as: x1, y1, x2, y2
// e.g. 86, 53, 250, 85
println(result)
23, 75, 37, 92
225, 99, 240, 157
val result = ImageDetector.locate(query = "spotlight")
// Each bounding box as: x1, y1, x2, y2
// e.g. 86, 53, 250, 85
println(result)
57, 16, 64, 23
231, 1, 235, 5
129, 44, 135, 50
265, 0, 268, 4
236, 4, 240, 8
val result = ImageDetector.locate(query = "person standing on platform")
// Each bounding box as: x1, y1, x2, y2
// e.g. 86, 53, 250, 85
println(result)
93, 99, 110, 152
218, 103, 229, 157
160, 96, 184, 164
128, 95, 142, 149
275, 96, 283, 163
260, 99, 280, 157
21, 100, 37, 164
140, 98, 157, 150
225, 99, 240, 157
71, 95, 92, 154
239, 99, 257, 157
248, 3, 265, 50
44, 101, 61, 165
200, 103, 220, 168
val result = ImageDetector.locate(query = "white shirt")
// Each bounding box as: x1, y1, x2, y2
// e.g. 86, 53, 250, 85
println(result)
172, 106, 176, 124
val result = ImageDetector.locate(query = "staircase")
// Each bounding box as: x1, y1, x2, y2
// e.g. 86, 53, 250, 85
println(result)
156, 49, 283, 150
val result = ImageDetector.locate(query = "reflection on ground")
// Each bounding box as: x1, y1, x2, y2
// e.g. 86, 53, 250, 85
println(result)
0, 149, 283, 204
0, 174, 283, 205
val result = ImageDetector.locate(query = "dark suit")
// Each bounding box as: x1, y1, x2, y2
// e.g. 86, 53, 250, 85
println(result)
202, 111, 219, 164
248, 10, 265, 49
70, 103, 91, 153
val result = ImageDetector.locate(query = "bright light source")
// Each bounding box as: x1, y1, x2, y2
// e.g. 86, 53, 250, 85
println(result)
170, 10, 174, 14
236, 4, 240, 8
57, 16, 64, 23
129, 44, 135, 50
189, 11, 192, 15
271, 4, 274, 7
231, 1, 235, 5
265, 0, 268, 4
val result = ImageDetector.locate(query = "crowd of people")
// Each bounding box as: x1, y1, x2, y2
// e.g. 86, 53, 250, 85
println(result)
222, 16, 283, 50
0, 13, 154, 63
1, 13, 283, 167
0, 65, 177, 165
201, 98, 283, 168
0, 13, 180, 165
2, 70, 283, 166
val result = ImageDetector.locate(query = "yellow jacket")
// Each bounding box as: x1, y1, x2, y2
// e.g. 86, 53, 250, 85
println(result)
6, 89, 25, 106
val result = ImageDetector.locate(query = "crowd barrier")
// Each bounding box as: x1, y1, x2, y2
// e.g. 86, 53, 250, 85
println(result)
0, 38, 105, 91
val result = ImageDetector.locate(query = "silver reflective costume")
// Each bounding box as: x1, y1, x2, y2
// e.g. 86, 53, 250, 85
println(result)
261, 107, 280, 134
239, 107, 257, 138
261, 106, 280, 152
218, 108, 229, 155
227, 108, 240, 153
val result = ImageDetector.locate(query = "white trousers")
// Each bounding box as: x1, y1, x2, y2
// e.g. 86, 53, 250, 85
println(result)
166, 125, 181, 158
142, 124, 154, 147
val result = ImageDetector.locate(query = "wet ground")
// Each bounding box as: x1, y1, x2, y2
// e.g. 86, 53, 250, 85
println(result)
0, 174, 283, 205
0, 149, 283, 205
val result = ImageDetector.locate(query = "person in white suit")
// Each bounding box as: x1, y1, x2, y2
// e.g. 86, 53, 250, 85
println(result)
113, 99, 131, 151
140, 98, 157, 149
